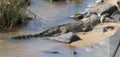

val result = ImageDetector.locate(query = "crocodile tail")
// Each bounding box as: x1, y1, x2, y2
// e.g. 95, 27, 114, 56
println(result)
11, 33, 44, 39
11, 34, 34, 39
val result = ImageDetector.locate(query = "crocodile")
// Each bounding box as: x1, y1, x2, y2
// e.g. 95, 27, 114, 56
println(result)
11, 13, 100, 39
11, 22, 84, 39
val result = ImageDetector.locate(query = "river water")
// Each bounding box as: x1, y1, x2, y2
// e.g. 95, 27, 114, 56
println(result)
25, 0, 96, 34
0, 0, 110, 57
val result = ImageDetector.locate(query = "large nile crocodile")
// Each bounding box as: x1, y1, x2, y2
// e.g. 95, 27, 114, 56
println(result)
11, 13, 100, 39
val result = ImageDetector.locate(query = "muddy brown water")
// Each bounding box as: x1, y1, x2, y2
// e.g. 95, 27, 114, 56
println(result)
0, 0, 110, 57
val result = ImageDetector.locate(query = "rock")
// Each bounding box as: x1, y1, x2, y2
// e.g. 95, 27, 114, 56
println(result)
111, 10, 120, 22
105, 26, 114, 30
92, 27, 107, 33
109, 29, 120, 57
43, 51, 59, 54
98, 4, 118, 17
95, 0, 104, 4
49, 32, 81, 44
73, 29, 120, 57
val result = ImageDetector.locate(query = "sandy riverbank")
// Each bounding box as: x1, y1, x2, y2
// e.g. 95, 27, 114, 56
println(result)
71, 23, 120, 47
70, 0, 120, 47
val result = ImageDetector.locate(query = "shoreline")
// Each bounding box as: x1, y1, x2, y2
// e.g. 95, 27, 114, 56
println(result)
0, 0, 119, 47
70, 0, 120, 47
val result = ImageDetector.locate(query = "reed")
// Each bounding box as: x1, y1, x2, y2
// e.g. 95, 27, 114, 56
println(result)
0, 0, 28, 29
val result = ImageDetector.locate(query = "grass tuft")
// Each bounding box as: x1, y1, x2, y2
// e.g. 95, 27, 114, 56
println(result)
0, 0, 28, 29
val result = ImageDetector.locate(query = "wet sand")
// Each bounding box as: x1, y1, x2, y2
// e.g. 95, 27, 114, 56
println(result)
71, 23, 120, 47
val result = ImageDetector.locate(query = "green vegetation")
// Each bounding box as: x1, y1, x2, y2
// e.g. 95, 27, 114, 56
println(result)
117, 1, 120, 8
74, 10, 80, 16
0, 0, 28, 29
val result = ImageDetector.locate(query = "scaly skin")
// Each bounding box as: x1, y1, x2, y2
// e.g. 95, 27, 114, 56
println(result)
11, 14, 100, 39
11, 22, 84, 39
